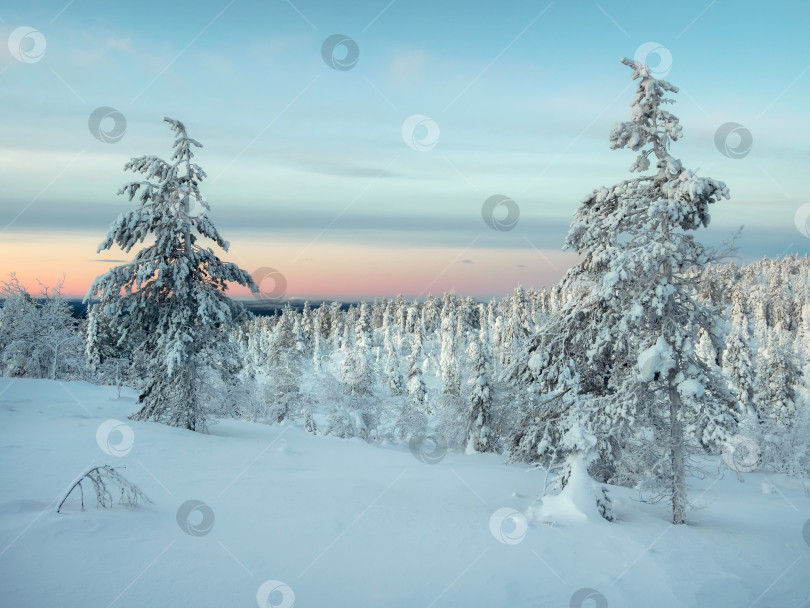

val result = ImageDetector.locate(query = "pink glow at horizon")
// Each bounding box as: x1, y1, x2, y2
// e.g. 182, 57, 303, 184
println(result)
0, 232, 576, 300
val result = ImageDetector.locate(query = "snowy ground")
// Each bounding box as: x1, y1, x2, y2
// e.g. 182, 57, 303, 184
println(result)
0, 378, 808, 608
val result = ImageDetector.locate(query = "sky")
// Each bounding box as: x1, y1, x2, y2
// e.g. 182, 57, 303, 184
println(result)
0, 0, 808, 300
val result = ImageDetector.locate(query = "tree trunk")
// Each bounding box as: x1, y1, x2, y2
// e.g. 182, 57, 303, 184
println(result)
50, 345, 58, 380
116, 359, 122, 398
669, 387, 686, 524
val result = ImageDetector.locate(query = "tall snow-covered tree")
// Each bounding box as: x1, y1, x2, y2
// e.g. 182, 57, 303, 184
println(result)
754, 329, 798, 429
355, 301, 372, 350
751, 299, 770, 348
508, 57, 737, 524
721, 291, 755, 418
439, 305, 461, 396
383, 315, 404, 396
466, 334, 494, 453
312, 307, 324, 374
798, 300, 810, 388
86, 117, 257, 431
264, 307, 303, 421
406, 329, 429, 414
300, 301, 313, 344
327, 301, 343, 349
421, 295, 440, 335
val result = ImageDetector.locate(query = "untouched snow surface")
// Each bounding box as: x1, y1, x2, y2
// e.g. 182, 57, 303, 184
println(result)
0, 378, 809, 607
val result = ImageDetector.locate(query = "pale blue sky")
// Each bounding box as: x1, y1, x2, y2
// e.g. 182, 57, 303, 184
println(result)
1, 0, 808, 298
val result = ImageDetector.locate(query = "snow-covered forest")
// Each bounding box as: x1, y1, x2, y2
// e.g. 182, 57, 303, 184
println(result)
3, 254, 809, 465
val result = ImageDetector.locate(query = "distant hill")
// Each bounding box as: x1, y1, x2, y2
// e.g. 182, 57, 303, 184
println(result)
60, 299, 354, 319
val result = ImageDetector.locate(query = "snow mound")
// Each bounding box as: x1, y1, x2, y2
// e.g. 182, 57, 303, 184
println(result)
528, 351, 543, 372
637, 336, 675, 382
531, 454, 607, 526
677, 378, 704, 399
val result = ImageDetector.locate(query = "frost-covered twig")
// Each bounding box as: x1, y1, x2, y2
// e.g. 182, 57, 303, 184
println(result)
57, 465, 151, 513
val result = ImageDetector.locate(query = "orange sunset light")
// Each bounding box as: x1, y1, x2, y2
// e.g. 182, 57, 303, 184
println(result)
0, 230, 574, 300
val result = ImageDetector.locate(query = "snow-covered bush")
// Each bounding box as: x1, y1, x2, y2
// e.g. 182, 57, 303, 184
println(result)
0, 274, 84, 380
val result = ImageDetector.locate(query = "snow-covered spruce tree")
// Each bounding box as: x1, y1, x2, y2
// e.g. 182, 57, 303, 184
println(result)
371, 299, 384, 330
292, 314, 306, 355
311, 309, 322, 374
745, 327, 807, 477
87, 118, 257, 431
421, 295, 440, 335
383, 317, 404, 396
345, 301, 375, 396
508, 58, 737, 525
355, 301, 372, 351
328, 301, 343, 349
263, 306, 302, 422
503, 285, 530, 367
754, 329, 799, 429
391, 329, 429, 442
405, 302, 420, 334
405, 328, 429, 414
466, 334, 494, 453
439, 305, 461, 397
751, 298, 770, 349
721, 290, 755, 418
798, 300, 810, 395
300, 301, 313, 346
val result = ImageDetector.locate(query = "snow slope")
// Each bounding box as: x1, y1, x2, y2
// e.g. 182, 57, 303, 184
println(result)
0, 377, 808, 607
